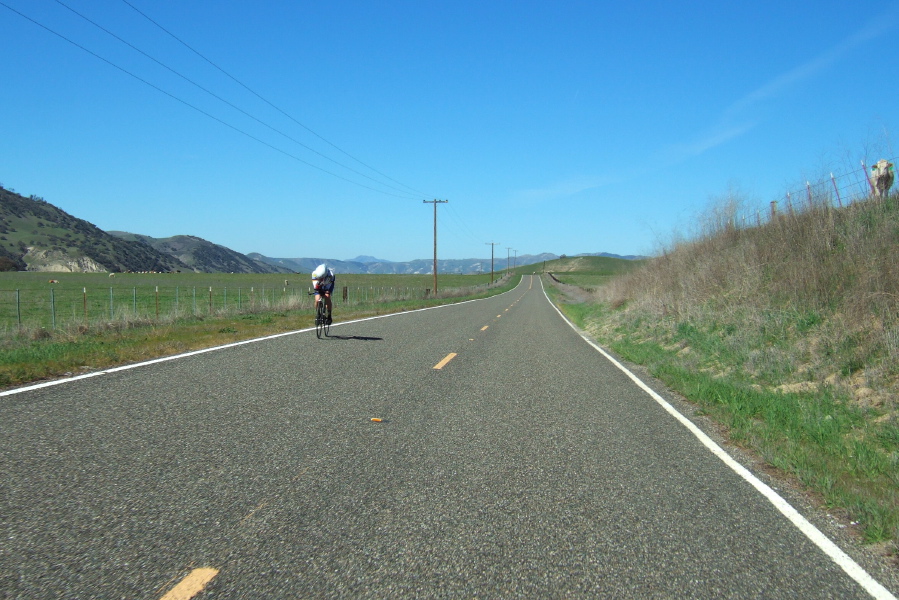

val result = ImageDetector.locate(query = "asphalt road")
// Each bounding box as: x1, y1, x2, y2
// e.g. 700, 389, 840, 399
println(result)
0, 275, 895, 599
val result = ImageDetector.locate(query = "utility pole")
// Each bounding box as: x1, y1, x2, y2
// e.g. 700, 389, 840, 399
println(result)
423, 199, 448, 295
513, 249, 517, 270
486, 242, 499, 283
506, 247, 512, 274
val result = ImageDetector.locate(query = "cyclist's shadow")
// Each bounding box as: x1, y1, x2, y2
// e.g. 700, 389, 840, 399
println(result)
327, 334, 383, 341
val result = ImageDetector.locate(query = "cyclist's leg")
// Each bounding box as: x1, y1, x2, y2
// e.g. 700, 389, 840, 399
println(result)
323, 290, 332, 323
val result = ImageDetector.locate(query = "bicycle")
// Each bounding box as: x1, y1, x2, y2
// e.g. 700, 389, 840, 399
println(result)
308, 291, 330, 338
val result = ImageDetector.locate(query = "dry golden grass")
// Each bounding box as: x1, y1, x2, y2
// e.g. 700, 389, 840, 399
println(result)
597, 192, 899, 402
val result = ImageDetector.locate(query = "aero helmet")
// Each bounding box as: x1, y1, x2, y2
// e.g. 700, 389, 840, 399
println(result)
312, 264, 327, 279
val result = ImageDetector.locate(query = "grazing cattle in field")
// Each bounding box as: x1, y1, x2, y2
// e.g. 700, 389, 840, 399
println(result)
48, 279, 59, 284
870, 159, 895, 198
109, 273, 116, 277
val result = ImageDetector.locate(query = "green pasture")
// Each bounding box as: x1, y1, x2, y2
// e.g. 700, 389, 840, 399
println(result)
0, 271, 497, 331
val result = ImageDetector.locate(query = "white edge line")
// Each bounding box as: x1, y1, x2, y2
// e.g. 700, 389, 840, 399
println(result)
0, 280, 523, 399
538, 276, 896, 600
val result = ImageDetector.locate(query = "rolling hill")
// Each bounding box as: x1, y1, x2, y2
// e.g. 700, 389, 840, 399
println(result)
0, 185, 643, 274
0, 187, 187, 273
109, 232, 290, 274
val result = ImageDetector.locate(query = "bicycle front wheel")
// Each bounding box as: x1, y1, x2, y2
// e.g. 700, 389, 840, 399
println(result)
315, 305, 325, 339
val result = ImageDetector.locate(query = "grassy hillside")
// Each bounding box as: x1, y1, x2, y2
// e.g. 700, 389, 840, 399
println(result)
550, 191, 899, 555
109, 232, 287, 274
0, 187, 186, 273
541, 255, 647, 287
0, 187, 284, 274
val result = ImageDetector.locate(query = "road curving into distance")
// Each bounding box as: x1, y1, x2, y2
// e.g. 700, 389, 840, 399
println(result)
1, 275, 895, 599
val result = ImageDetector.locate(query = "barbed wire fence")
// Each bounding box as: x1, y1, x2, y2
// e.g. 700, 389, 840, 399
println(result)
0, 278, 509, 334
729, 156, 896, 230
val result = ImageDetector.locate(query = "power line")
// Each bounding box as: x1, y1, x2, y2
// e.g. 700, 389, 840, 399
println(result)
119, 0, 431, 199
0, 0, 417, 198
445, 201, 485, 245
51, 0, 420, 200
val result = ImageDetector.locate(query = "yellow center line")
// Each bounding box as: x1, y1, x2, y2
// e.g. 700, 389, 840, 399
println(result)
433, 353, 457, 370
481, 326, 489, 331
159, 568, 219, 600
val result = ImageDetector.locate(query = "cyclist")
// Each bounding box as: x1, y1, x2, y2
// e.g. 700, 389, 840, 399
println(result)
311, 264, 335, 325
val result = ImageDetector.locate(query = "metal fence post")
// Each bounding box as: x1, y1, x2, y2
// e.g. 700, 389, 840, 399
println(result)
831, 173, 842, 207
109, 287, 114, 320
16, 289, 21, 328
861, 160, 876, 194
50, 288, 56, 330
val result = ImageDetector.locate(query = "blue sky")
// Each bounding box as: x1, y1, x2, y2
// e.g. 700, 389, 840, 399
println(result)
1, 0, 897, 262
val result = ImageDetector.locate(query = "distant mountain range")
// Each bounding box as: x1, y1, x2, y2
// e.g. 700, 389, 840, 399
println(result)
0, 186, 644, 273
247, 253, 565, 275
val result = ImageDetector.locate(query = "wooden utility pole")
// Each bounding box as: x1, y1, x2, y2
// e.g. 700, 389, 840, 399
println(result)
424, 199, 448, 294
486, 242, 499, 283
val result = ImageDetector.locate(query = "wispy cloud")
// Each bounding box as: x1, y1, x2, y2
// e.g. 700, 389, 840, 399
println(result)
727, 13, 896, 119
667, 122, 759, 162
513, 176, 615, 204
665, 11, 898, 163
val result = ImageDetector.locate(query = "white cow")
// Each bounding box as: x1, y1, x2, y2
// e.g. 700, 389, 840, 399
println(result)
871, 159, 894, 198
